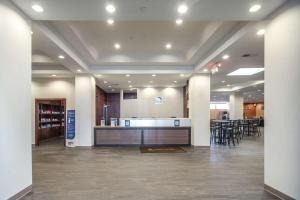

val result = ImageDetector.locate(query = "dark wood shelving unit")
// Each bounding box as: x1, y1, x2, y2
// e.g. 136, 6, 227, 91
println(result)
35, 99, 66, 145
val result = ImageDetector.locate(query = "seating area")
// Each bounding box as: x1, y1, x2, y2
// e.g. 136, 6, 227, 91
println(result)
210, 119, 263, 146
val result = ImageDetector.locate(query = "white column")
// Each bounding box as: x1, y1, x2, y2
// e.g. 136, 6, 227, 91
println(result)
75, 75, 96, 146
229, 93, 244, 120
0, 1, 32, 199
265, 1, 300, 199
188, 74, 210, 146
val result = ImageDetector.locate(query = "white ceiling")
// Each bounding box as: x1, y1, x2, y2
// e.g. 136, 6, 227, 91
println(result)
13, 0, 285, 21
20, 0, 286, 101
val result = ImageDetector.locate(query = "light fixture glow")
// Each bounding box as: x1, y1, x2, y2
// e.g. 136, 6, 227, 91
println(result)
152, 74, 156, 77
173, 81, 177, 83
77, 69, 81, 72
128, 80, 132, 83
222, 54, 229, 60
103, 81, 108, 84
97, 74, 103, 77
227, 68, 264, 76
176, 19, 183, 25
51, 74, 56, 77
177, 4, 188, 14
114, 43, 120, 49
257, 29, 265, 36
203, 68, 208, 72
107, 19, 114, 25
165, 43, 172, 49
106, 4, 116, 13
221, 80, 226, 83
249, 4, 261, 13
180, 74, 185, 77
58, 55, 65, 59
32, 4, 44, 13
129, 85, 132, 88
149, 81, 153, 83
125, 74, 130, 77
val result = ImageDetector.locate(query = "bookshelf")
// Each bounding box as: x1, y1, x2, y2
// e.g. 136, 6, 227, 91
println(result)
35, 99, 66, 145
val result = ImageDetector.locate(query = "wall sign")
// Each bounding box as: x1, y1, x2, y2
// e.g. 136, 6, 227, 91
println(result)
66, 110, 75, 140
174, 119, 180, 127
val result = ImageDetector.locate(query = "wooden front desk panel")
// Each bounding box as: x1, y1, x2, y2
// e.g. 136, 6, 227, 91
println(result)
94, 127, 191, 146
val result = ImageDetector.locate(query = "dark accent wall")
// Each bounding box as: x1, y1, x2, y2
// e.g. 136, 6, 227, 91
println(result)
106, 93, 120, 121
96, 87, 120, 125
96, 86, 107, 125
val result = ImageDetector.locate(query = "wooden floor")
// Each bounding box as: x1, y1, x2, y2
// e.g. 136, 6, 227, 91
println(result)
23, 132, 278, 200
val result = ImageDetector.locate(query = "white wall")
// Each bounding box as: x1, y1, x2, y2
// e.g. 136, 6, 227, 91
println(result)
265, 1, 300, 199
120, 87, 183, 118
0, 1, 32, 199
189, 75, 210, 146
31, 78, 75, 144
229, 93, 244, 120
75, 75, 96, 146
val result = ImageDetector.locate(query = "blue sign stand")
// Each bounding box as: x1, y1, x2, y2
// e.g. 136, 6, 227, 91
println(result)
66, 110, 75, 140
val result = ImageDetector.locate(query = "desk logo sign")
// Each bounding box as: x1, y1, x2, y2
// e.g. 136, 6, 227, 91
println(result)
66, 110, 75, 147
174, 119, 180, 127
125, 120, 130, 127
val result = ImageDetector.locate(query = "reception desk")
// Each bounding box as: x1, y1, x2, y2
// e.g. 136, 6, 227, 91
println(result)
94, 118, 191, 147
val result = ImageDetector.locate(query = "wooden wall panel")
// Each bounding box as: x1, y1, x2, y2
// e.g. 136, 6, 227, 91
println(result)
106, 93, 120, 121
96, 86, 107, 125
143, 129, 190, 145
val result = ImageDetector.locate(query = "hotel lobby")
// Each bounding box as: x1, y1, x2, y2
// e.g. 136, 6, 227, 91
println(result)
0, 0, 300, 199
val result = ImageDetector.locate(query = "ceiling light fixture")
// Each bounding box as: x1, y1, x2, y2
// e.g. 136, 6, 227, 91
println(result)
97, 74, 103, 77
125, 74, 130, 77
51, 74, 56, 77
32, 4, 44, 13
180, 74, 185, 77
227, 68, 264, 76
222, 80, 226, 83
152, 74, 156, 77
173, 81, 177, 83
177, 4, 188, 14
129, 85, 132, 88
176, 19, 183, 25
58, 55, 65, 59
106, 4, 116, 13
114, 43, 121, 49
222, 54, 229, 60
257, 29, 265, 36
165, 43, 172, 49
249, 4, 261, 13
77, 69, 81, 72
203, 68, 208, 72
128, 80, 132, 83
107, 19, 114, 25
103, 81, 108, 84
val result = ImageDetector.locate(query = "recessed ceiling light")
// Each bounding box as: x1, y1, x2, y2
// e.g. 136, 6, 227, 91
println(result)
77, 69, 81, 72
128, 80, 132, 83
180, 74, 185, 77
31, 31, 33, 35
114, 43, 120, 49
227, 68, 264, 76
257, 29, 265, 36
108, 85, 112, 88
222, 54, 229, 60
249, 4, 261, 13
176, 19, 183, 25
32, 4, 44, 13
203, 68, 208, 72
221, 80, 226, 83
165, 43, 172, 49
217, 63, 222, 67
227, 84, 231, 87
97, 74, 103, 77
58, 55, 65, 59
106, 4, 116, 13
51, 74, 56, 77
177, 4, 188, 14
173, 81, 177, 83
107, 19, 114, 25
125, 74, 130, 77
103, 81, 108, 84
152, 74, 156, 77
129, 85, 132, 88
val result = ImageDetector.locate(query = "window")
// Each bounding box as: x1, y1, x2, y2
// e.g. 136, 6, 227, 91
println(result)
210, 102, 229, 110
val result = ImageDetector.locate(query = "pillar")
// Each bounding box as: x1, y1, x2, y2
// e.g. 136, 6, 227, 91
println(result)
0, 1, 32, 199
229, 93, 244, 120
188, 74, 210, 146
75, 75, 96, 146
264, 1, 300, 199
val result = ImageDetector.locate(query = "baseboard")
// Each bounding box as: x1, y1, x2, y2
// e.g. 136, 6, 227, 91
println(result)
264, 184, 295, 200
8, 185, 32, 200
191, 145, 210, 149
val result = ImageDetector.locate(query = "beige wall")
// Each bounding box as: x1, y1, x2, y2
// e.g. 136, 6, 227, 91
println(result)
120, 87, 183, 118
31, 78, 75, 144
